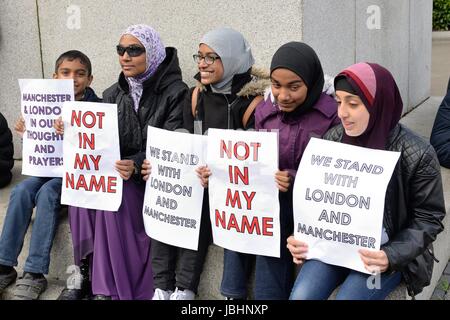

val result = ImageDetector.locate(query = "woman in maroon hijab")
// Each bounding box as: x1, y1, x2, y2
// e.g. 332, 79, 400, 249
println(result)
287, 62, 446, 299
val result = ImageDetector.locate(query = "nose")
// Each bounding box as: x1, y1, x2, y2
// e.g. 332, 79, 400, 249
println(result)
198, 58, 208, 68
338, 103, 348, 119
278, 87, 290, 102
121, 51, 131, 61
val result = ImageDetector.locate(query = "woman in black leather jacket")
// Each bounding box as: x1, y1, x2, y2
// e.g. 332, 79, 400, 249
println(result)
287, 62, 445, 299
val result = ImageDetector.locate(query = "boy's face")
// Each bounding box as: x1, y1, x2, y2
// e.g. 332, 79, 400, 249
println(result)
53, 58, 93, 101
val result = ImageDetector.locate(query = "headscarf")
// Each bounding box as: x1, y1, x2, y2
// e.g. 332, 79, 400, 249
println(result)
121, 24, 166, 111
334, 62, 403, 150
200, 27, 255, 94
270, 42, 324, 117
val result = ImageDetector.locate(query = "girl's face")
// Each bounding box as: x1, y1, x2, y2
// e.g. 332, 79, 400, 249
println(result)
335, 90, 370, 137
271, 68, 308, 113
196, 44, 224, 85
118, 34, 147, 77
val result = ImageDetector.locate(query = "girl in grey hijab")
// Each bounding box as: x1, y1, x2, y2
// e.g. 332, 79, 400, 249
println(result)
200, 27, 255, 94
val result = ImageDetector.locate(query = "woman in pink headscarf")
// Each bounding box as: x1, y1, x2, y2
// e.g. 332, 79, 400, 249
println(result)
58, 24, 187, 300
287, 62, 445, 300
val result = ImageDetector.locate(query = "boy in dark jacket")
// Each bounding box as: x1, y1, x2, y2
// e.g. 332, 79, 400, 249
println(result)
0, 50, 100, 300
0, 112, 14, 188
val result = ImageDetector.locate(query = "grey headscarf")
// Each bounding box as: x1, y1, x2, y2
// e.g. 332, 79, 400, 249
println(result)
121, 24, 166, 111
200, 27, 255, 94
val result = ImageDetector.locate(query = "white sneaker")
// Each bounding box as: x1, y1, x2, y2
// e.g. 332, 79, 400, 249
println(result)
152, 288, 173, 300
169, 288, 195, 300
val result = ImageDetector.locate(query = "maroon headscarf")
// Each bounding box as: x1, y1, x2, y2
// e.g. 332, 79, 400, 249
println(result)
334, 62, 403, 150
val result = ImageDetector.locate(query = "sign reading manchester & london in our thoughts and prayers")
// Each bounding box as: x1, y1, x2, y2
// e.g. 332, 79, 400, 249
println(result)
19, 79, 74, 177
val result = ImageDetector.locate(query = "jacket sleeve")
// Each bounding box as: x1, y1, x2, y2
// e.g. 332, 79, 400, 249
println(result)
430, 91, 450, 168
162, 83, 188, 132
127, 83, 188, 182
382, 145, 446, 270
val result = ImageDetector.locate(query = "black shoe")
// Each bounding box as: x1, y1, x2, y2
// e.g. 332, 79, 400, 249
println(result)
0, 267, 17, 294
58, 288, 84, 300
58, 259, 92, 300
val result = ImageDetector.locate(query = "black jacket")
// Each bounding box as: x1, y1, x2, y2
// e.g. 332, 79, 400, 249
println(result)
430, 89, 450, 168
324, 123, 446, 297
182, 67, 270, 133
103, 47, 188, 171
82, 86, 102, 103
0, 112, 14, 188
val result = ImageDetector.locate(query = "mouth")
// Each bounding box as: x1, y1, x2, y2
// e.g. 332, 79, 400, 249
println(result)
343, 121, 354, 129
122, 65, 134, 70
200, 71, 213, 77
277, 103, 293, 110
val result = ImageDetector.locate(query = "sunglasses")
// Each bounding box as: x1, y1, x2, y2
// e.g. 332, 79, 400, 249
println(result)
116, 45, 146, 57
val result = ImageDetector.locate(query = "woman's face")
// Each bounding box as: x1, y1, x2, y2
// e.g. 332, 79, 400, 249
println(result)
197, 44, 224, 85
335, 90, 370, 137
271, 68, 308, 113
118, 34, 147, 77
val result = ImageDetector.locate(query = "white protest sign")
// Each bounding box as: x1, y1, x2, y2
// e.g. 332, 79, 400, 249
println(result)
293, 138, 400, 274
207, 128, 280, 257
19, 79, 74, 177
61, 101, 122, 211
143, 127, 207, 250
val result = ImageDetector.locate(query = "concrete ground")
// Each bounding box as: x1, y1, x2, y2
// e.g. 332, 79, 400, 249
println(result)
431, 32, 450, 96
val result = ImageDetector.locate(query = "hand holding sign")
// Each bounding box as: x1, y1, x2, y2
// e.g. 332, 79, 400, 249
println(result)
141, 159, 152, 181
115, 159, 135, 181
359, 249, 389, 273
14, 116, 26, 137
195, 165, 211, 188
287, 235, 309, 265
275, 170, 291, 192
54, 116, 64, 135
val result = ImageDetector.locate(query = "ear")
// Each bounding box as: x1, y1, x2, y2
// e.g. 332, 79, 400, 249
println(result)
87, 75, 93, 87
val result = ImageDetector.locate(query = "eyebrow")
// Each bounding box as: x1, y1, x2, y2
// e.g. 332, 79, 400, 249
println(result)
59, 68, 88, 73
271, 78, 303, 85
197, 51, 219, 56
336, 94, 362, 101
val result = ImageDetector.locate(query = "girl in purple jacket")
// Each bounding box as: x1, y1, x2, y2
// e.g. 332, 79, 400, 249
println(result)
220, 42, 339, 300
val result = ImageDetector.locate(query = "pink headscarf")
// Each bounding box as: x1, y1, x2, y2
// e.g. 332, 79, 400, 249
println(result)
335, 62, 403, 150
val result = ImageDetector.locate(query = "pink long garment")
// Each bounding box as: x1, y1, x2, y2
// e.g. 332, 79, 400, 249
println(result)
68, 179, 153, 300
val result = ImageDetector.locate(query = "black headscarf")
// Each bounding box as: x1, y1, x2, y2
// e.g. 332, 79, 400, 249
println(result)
270, 42, 324, 116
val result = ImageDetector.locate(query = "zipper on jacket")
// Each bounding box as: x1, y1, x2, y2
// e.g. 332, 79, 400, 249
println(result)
223, 94, 240, 129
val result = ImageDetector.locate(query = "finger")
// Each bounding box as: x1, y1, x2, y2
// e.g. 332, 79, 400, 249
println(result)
275, 174, 290, 182
277, 182, 289, 192
115, 163, 133, 171
116, 159, 134, 166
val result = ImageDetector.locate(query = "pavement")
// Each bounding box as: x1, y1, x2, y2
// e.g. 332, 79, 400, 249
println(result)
0, 34, 450, 301
429, 31, 450, 300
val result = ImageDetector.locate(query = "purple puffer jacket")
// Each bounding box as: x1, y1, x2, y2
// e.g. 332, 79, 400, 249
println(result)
255, 92, 339, 183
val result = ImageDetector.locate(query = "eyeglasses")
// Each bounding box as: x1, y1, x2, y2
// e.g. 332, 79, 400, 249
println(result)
193, 54, 221, 65
116, 45, 146, 57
